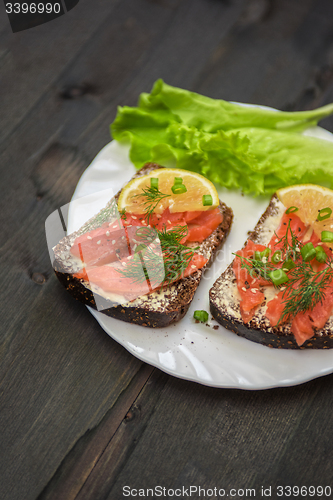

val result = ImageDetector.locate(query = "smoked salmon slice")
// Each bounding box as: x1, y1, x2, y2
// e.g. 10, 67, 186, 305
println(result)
74, 252, 208, 300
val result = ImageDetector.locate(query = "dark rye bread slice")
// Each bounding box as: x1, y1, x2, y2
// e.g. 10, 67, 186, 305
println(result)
209, 194, 333, 349
53, 163, 233, 328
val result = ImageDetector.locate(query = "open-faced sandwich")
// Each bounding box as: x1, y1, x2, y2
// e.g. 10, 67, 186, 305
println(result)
209, 184, 333, 349
53, 163, 233, 327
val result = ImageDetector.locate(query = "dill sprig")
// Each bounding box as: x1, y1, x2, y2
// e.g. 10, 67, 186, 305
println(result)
278, 257, 333, 324
132, 185, 170, 225
119, 225, 199, 287
234, 253, 276, 283
119, 208, 127, 221
273, 219, 302, 261
158, 225, 199, 283
119, 250, 165, 287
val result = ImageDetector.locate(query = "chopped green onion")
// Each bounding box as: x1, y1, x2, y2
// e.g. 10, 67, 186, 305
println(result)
254, 248, 271, 261
171, 184, 187, 194
150, 177, 158, 189
321, 230, 333, 242
286, 206, 299, 214
282, 259, 296, 271
271, 250, 282, 264
269, 269, 289, 286
317, 207, 332, 221
174, 177, 183, 184
315, 250, 327, 263
193, 310, 209, 323
301, 242, 316, 262
261, 248, 271, 259
315, 245, 327, 263
202, 194, 213, 206
171, 177, 187, 194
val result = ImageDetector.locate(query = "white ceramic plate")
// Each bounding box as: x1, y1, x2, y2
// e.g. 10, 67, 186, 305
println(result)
68, 127, 333, 390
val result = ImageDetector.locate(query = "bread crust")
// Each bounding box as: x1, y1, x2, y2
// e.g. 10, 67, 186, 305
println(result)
209, 195, 333, 349
53, 163, 233, 328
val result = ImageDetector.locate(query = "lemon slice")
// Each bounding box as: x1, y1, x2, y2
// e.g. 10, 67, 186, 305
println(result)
276, 184, 333, 236
118, 168, 219, 214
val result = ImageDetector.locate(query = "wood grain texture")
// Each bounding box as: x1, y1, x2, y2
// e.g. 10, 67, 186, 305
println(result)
0, 0, 121, 145
75, 373, 333, 499
37, 363, 155, 500
2, 0, 333, 499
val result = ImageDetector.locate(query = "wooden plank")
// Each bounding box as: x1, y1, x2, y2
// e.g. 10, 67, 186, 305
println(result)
75, 374, 333, 499
76, 369, 170, 500
0, 278, 148, 500
37, 363, 155, 500
194, 0, 333, 111
266, 378, 333, 488
0, 144, 90, 376
0, 0, 122, 145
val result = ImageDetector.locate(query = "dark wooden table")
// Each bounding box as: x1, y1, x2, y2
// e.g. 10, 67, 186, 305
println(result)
2, 1, 333, 499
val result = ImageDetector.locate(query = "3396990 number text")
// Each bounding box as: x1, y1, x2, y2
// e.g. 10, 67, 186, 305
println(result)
276, 485, 332, 497
5, 1, 66, 33
5, 2, 62, 14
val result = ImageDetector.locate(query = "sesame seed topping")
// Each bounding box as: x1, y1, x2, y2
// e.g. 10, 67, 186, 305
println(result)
251, 288, 257, 293
106, 231, 110, 236
131, 215, 137, 219
97, 240, 101, 245
191, 265, 196, 269
87, 235, 92, 240
242, 287, 247, 292
112, 240, 116, 244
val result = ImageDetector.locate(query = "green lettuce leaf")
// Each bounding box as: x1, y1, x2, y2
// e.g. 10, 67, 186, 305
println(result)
143, 79, 333, 132
110, 80, 333, 195
200, 128, 333, 195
